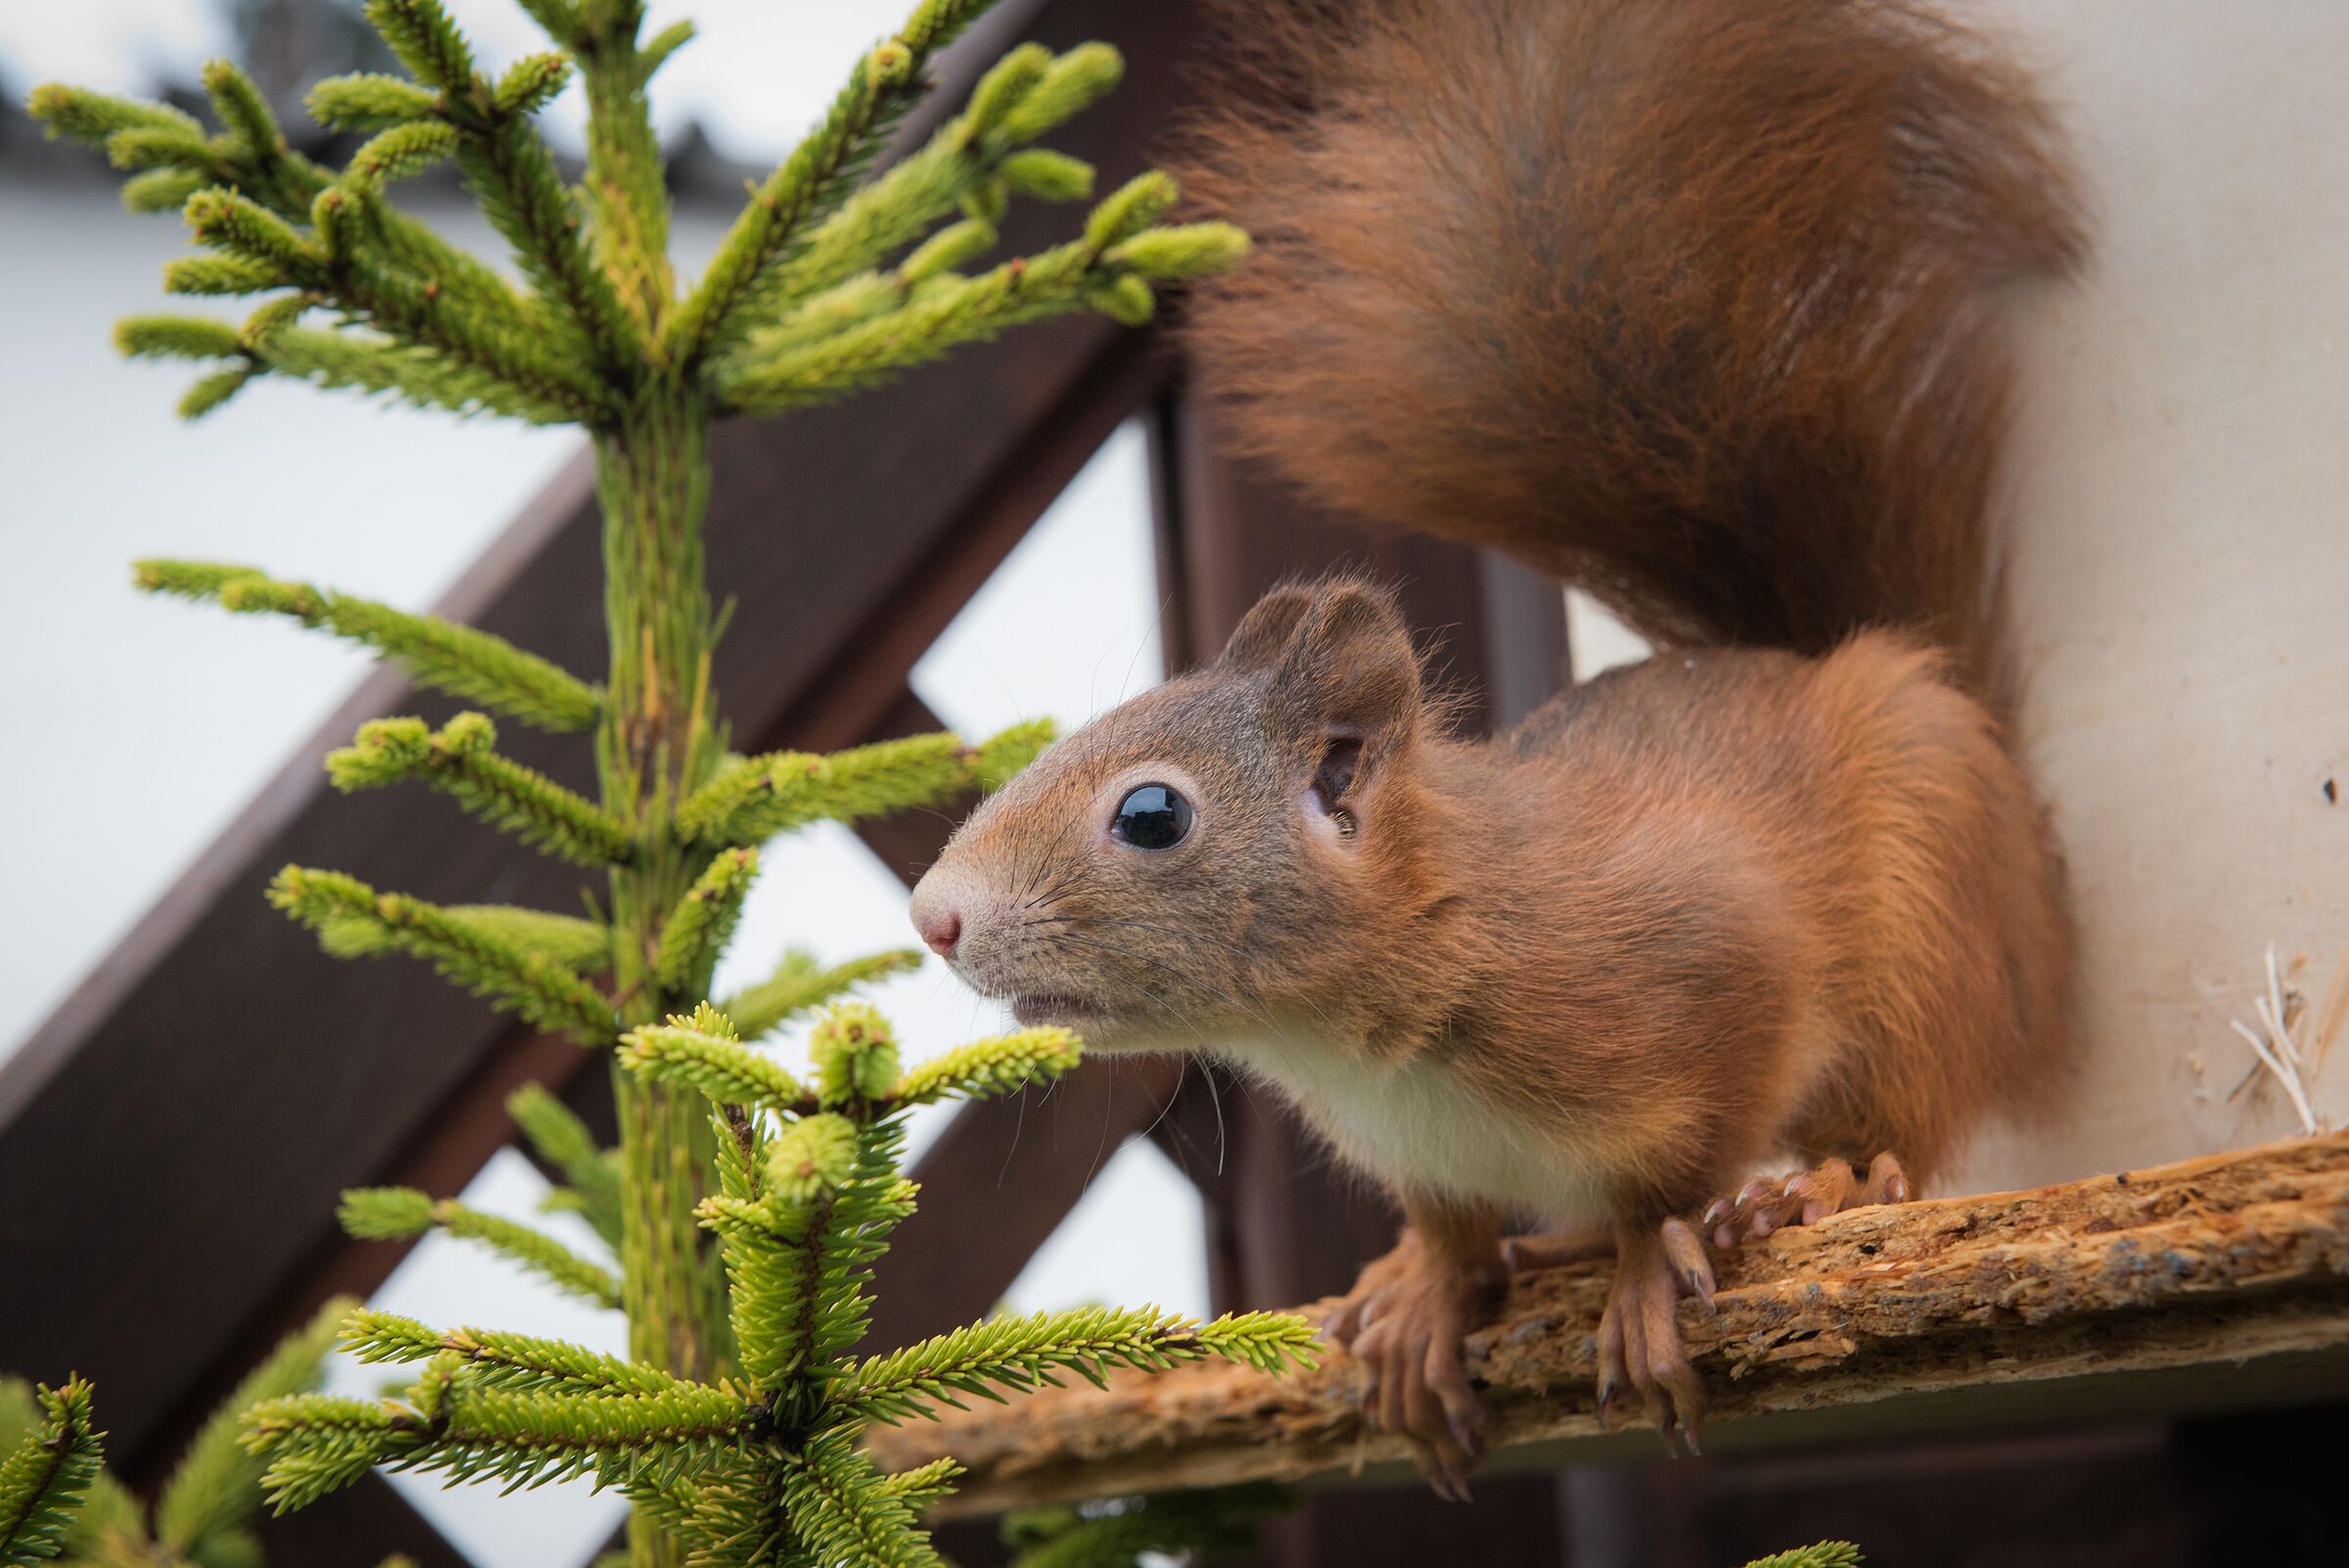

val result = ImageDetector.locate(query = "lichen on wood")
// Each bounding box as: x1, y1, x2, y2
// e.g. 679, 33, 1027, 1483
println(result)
869, 1134, 2349, 1513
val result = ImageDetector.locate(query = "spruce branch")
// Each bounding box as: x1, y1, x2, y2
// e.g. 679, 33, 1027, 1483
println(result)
239, 1396, 407, 1514
780, 1429, 942, 1568
269, 866, 615, 1043
326, 713, 632, 866
341, 1188, 623, 1310
722, 947, 922, 1041
731, 40, 1119, 337
0, 1378, 103, 1568
135, 560, 602, 730
1743, 1547, 1865, 1568
712, 195, 1246, 414
156, 1297, 351, 1562
666, 0, 997, 365
508, 1083, 623, 1246
343, 1312, 688, 1400
391, 1382, 756, 1495
655, 848, 759, 994
888, 1027, 1081, 1107
254, 325, 585, 424
676, 720, 1052, 848
809, 1003, 900, 1109
306, 73, 439, 133
704, 1116, 914, 1392
619, 1006, 811, 1115
832, 1307, 1319, 1426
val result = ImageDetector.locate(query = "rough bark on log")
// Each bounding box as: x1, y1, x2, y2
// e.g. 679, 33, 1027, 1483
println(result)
867, 1135, 2349, 1514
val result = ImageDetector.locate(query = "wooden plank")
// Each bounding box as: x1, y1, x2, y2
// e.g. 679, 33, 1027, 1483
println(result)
0, 0, 1208, 1480
864, 1134, 2349, 1512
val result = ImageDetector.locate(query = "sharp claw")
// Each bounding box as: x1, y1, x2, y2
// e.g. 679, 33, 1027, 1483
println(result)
1680, 1419, 1704, 1456
1701, 1198, 1731, 1227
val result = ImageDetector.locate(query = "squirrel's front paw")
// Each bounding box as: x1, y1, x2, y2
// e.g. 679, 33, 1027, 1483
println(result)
1330, 1235, 1499, 1500
1597, 1218, 1714, 1453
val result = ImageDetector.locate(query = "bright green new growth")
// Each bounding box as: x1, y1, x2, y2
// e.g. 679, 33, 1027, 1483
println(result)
249, 998, 1318, 1563
34, 0, 1283, 1563
0, 1380, 101, 1568
1742, 1546, 1865, 1568
0, 1303, 372, 1568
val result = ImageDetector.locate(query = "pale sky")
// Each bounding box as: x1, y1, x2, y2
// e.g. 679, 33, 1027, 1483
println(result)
0, 0, 916, 162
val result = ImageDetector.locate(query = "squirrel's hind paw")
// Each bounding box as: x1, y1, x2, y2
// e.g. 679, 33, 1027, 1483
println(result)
1703, 1151, 1911, 1250
1598, 1217, 1714, 1453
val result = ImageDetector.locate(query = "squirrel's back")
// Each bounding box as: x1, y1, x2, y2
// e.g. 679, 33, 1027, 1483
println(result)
1181, 0, 2085, 698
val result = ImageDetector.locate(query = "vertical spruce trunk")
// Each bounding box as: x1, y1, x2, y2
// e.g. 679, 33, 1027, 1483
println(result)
595, 378, 722, 1568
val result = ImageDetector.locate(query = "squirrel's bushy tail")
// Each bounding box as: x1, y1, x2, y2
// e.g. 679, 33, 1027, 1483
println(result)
1181, 0, 2085, 697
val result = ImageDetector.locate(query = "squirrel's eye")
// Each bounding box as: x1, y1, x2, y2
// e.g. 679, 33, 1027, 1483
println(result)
1111, 783, 1193, 851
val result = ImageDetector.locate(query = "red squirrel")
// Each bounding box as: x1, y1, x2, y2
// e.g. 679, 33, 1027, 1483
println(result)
908, 0, 2084, 1490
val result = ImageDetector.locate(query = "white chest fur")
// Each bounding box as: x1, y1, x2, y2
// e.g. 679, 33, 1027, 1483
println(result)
1234, 1034, 1611, 1223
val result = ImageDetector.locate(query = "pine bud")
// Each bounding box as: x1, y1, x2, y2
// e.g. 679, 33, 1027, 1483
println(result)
307, 72, 440, 134
766, 1114, 857, 1203
1086, 275, 1155, 328
493, 52, 573, 116
998, 149, 1093, 203
104, 124, 213, 172
165, 254, 284, 297
1106, 222, 1253, 281
1084, 171, 1177, 252
339, 1185, 437, 1240
997, 43, 1124, 144
124, 168, 208, 214
811, 1002, 900, 1106
900, 218, 996, 283
115, 315, 245, 362
347, 120, 460, 188
963, 43, 1052, 140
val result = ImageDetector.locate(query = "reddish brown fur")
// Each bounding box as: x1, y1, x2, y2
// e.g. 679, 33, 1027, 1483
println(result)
912, 0, 2084, 1469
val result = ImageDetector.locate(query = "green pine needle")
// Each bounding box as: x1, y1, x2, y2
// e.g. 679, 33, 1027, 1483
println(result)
0, 1377, 104, 1568
833, 1306, 1318, 1427
779, 1429, 943, 1568
677, 720, 1052, 848
655, 848, 760, 993
326, 713, 632, 866
888, 1027, 1080, 1107
619, 1008, 812, 1114
270, 866, 616, 1043
135, 560, 603, 730
1744, 1546, 1865, 1568
340, 1188, 622, 1310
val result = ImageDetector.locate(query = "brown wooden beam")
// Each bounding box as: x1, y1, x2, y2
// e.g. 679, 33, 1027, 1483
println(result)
0, 0, 1209, 1493
866, 1134, 2349, 1512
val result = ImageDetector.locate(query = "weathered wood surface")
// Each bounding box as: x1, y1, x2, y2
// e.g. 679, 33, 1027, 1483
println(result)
869, 1135, 2349, 1513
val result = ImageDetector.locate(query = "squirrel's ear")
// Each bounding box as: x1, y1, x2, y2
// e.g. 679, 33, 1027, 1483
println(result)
1217, 583, 1319, 672
1257, 579, 1423, 744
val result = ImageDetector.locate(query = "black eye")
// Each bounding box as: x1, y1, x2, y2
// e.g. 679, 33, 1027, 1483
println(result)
1111, 783, 1193, 850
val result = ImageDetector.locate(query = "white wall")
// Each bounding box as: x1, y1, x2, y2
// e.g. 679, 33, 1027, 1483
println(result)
1950, 0, 2349, 1189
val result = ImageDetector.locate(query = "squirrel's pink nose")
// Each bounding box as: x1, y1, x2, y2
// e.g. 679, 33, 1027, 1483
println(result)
917, 905, 962, 959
